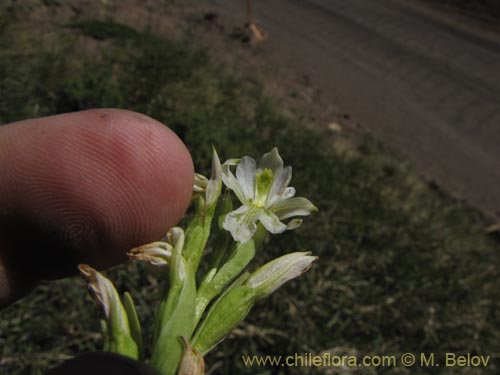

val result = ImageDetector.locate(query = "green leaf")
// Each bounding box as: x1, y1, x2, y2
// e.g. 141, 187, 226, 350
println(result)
123, 292, 144, 360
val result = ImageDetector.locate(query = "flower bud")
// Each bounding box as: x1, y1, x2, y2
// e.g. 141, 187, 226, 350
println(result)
246, 252, 317, 299
194, 173, 209, 193
78, 264, 140, 359
128, 241, 172, 268
192, 252, 317, 355
193, 148, 222, 205
184, 149, 222, 272
177, 337, 205, 375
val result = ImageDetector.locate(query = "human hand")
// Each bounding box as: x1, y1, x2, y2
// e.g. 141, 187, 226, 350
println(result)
0, 109, 194, 308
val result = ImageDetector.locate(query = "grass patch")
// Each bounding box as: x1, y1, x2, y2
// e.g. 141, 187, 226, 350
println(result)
1, 4, 500, 374
70, 20, 140, 41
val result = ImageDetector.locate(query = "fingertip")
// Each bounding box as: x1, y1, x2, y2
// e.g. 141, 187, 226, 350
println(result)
84, 109, 195, 266
0, 109, 194, 282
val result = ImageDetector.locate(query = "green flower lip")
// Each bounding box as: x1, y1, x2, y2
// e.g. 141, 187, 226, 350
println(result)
221, 148, 317, 243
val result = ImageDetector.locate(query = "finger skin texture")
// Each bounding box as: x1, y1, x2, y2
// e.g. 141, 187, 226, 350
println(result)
0, 109, 194, 307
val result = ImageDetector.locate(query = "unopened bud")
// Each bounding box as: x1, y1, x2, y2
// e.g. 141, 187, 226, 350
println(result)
178, 337, 205, 375
246, 252, 317, 299
78, 264, 139, 359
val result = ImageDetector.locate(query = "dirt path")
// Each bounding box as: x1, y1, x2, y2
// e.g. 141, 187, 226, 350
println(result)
206, 0, 500, 219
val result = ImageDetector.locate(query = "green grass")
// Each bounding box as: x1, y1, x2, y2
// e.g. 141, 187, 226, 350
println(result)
1, 3, 500, 374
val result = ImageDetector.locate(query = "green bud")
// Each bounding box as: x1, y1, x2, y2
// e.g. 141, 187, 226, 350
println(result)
246, 252, 317, 300
192, 148, 221, 206
184, 148, 222, 272
78, 264, 139, 360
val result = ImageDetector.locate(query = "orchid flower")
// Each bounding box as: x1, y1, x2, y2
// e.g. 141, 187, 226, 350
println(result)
222, 148, 317, 242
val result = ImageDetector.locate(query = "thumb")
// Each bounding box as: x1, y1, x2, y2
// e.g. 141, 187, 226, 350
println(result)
0, 109, 193, 307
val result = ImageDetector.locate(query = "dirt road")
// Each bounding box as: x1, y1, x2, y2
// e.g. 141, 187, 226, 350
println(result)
207, 0, 500, 219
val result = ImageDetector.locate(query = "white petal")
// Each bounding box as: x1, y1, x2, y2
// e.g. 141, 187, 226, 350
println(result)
267, 166, 292, 205
223, 158, 240, 166
259, 210, 287, 234
222, 162, 247, 203
222, 205, 259, 242
235, 156, 256, 200
286, 218, 303, 230
281, 187, 296, 200
272, 197, 318, 220
268, 187, 296, 207
193, 173, 208, 193
258, 147, 283, 175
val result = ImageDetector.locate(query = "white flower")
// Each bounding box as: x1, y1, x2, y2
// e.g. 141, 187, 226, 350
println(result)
222, 148, 317, 242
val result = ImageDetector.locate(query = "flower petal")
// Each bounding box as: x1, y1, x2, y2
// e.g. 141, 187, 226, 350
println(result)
272, 197, 318, 220
259, 210, 287, 234
281, 187, 296, 200
235, 156, 256, 200
193, 173, 208, 193
258, 147, 283, 175
267, 166, 292, 206
223, 159, 240, 166
268, 187, 296, 207
223, 205, 260, 242
286, 218, 303, 230
222, 161, 247, 203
